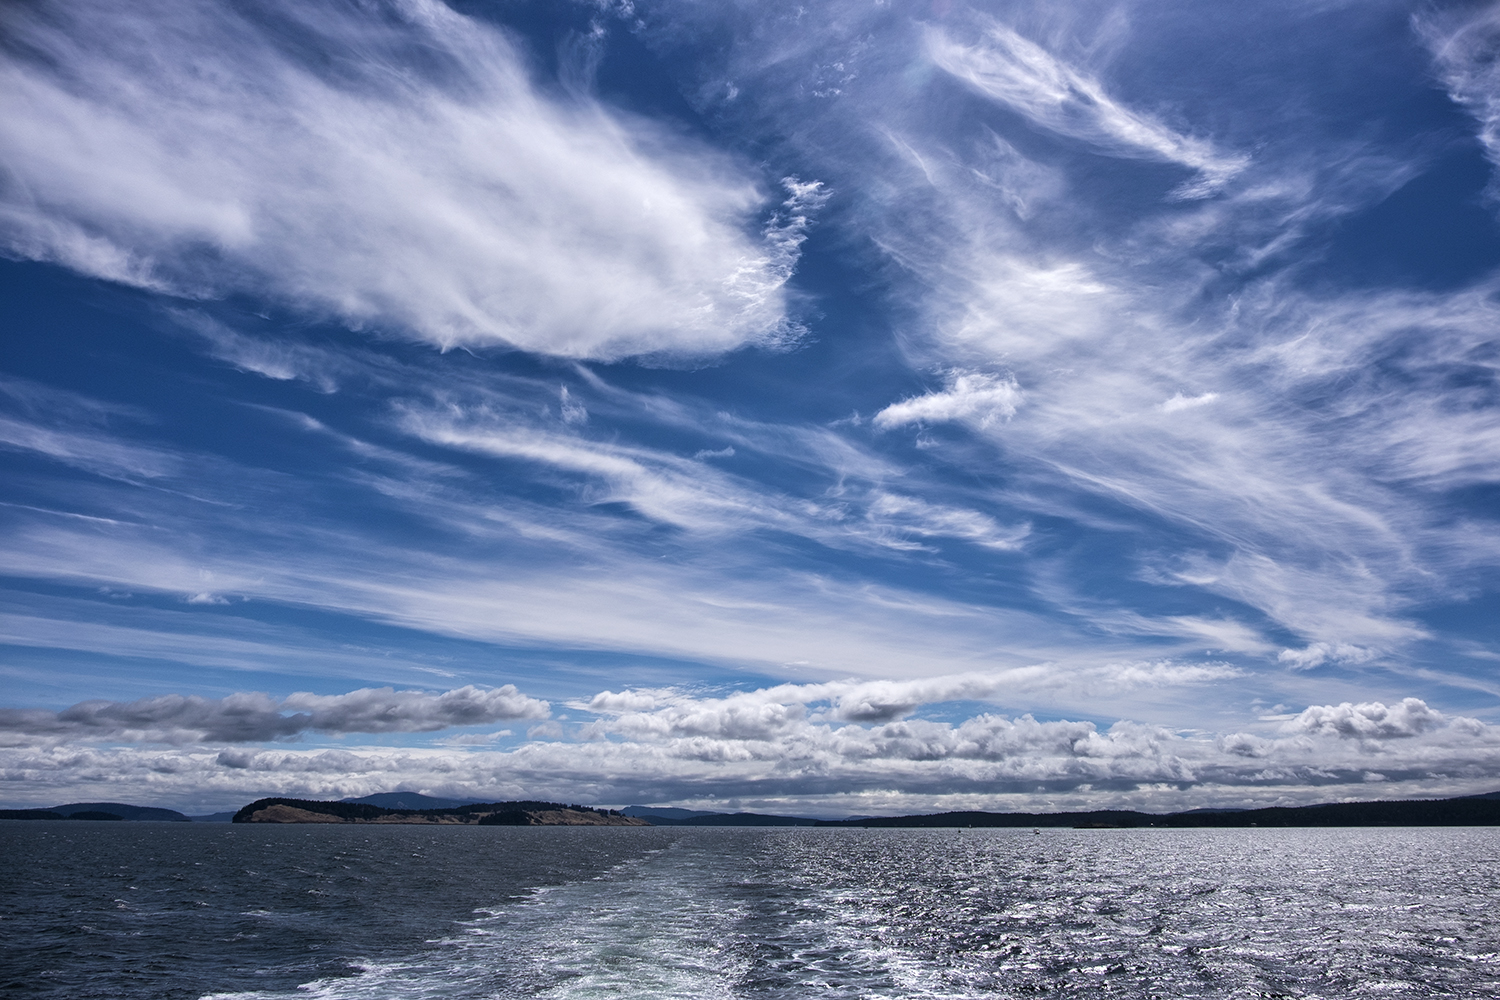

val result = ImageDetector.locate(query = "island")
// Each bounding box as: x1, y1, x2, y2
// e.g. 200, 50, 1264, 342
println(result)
231, 797, 650, 825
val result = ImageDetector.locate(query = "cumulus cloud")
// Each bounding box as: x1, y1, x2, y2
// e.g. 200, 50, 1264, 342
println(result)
926, 20, 1247, 197
0, 685, 548, 745
873, 370, 1022, 430
1283, 698, 1454, 741
0, 0, 806, 360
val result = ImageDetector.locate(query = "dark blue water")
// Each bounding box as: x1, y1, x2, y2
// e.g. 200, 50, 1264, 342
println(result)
3, 823, 1498, 998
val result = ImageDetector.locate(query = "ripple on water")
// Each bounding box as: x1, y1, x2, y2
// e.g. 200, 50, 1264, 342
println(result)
3, 824, 1499, 998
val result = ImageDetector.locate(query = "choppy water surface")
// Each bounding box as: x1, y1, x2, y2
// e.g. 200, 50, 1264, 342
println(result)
3, 823, 1497, 998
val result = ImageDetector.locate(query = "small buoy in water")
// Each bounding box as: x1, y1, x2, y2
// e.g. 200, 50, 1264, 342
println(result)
1033, 828, 1040, 835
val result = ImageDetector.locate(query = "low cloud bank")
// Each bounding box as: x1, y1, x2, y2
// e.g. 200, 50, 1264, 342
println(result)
3, 680, 1495, 814
579, 664, 1239, 738
0, 685, 549, 745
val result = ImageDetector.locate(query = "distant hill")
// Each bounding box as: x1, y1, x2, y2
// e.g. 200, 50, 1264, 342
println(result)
232, 797, 649, 825
623, 806, 817, 826
816, 794, 1500, 829
680, 812, 819, 827
0, 803, 192, 821
0, 809, 65, 820
55, 803, 191, 822
341, 792, 487, 810
621, 806, 719, 821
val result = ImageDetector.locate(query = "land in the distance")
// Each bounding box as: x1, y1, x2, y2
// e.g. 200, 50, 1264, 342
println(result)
0, 802, 197, 822
811, 793, 1500, 828
2, 791, 1497, 826
230, 797, 650, 825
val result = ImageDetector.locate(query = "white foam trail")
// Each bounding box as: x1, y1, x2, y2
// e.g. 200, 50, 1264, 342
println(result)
201, 840, 750, 999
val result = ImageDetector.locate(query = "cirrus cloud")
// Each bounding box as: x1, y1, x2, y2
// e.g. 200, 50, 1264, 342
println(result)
926, 19, 1248, 198
0, 0, 807, 360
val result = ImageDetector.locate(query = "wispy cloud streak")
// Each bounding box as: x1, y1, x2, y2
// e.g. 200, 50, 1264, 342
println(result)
926, 20, 1247, 197
0, 0, 805, 359
1420, 4, 1500, 180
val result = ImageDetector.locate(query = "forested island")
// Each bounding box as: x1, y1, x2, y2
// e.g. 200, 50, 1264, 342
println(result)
230, 797, 650, 825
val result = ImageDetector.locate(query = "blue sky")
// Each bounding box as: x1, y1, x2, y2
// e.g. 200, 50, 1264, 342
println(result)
2, 0, 1499, 815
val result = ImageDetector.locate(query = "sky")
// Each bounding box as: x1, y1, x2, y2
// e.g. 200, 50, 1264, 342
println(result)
1, 0, 1499, 817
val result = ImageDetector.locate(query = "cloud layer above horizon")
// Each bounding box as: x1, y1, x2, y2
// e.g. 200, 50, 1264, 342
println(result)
1, 0, 1498, 813
3, 679, 1494, 816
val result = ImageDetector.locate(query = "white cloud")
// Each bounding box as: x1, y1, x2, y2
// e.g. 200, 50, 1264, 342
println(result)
558, 387, 589, 427
864, 492, 1029, 551
873, 370, 1022, 430
0, 511, 1108, 687
434, 730, 513, 747
1153, 616, 1272, 655
173, 311, 343, 392
1278, 641, 1376, 671
396, 403, 812, 534
645, 0, 1500, 664
1419, 5, 1500, 178
0, 692, 1494, 815
0, 417, 177, 481
394, 397, 1031, 557
1160, 392, 1218, 413
3, 1, 1498, 791
0, 602, 481, 683
0, 0, 807, 360
1283, 698, 1452, 741
926, 20, 1247, 197
577, 666, 1240, 739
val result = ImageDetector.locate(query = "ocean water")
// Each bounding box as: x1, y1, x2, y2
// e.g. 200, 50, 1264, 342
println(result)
2, 823, 1498, 998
